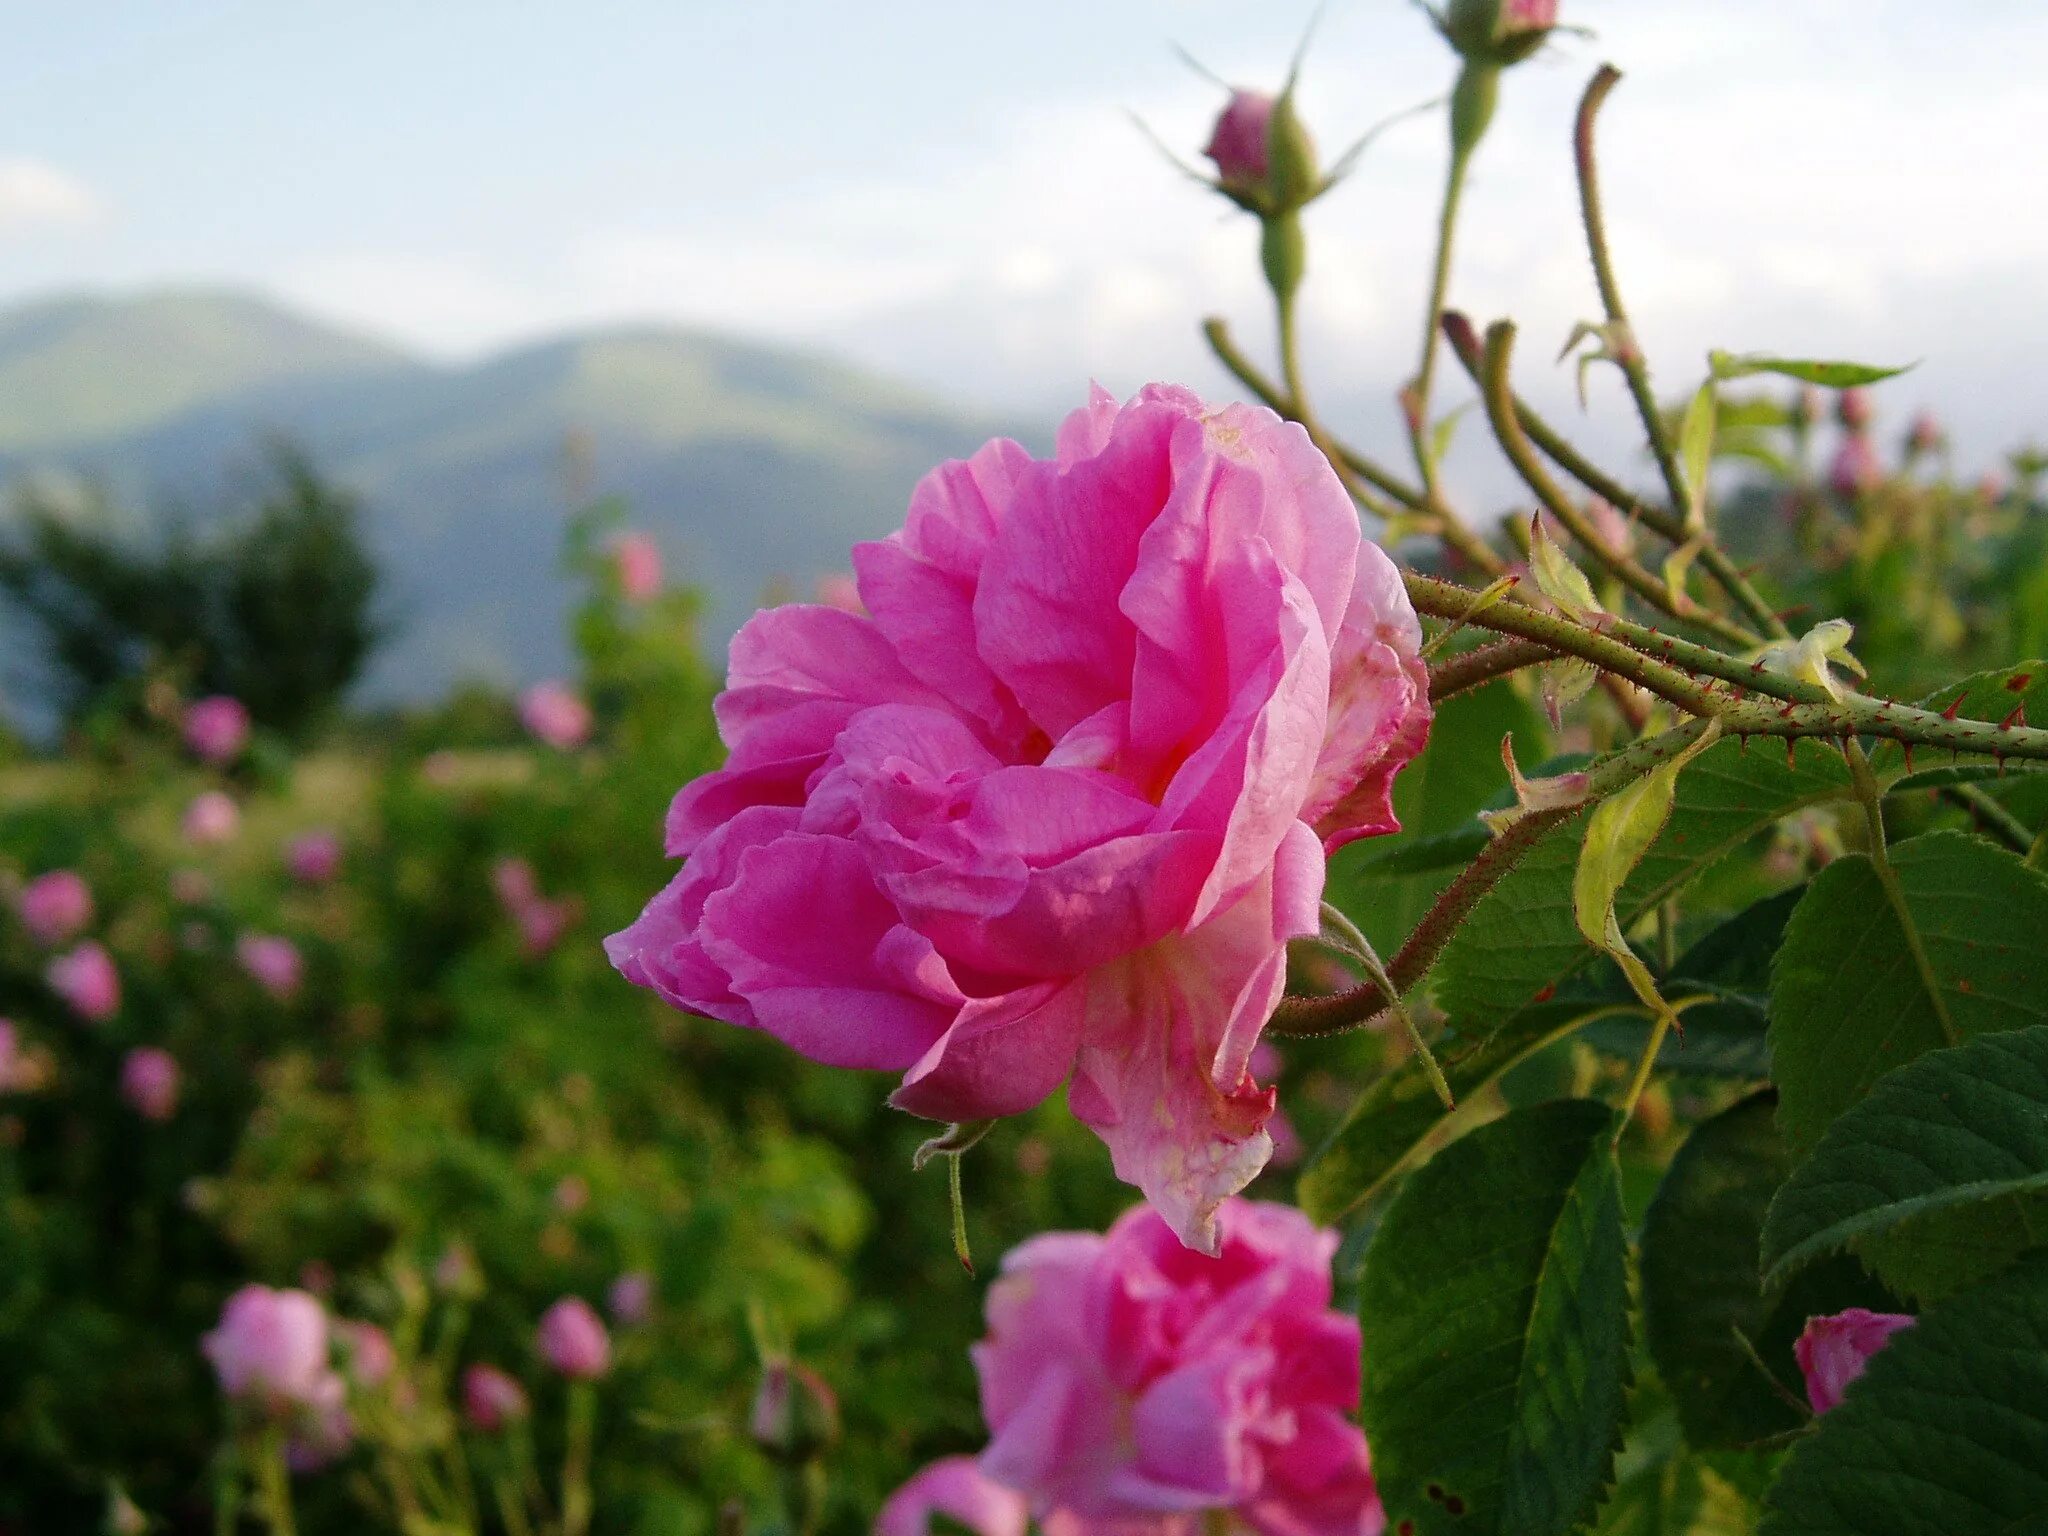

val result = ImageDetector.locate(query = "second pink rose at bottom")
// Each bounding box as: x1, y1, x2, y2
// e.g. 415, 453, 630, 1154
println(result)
882, 1197, 1382, 1536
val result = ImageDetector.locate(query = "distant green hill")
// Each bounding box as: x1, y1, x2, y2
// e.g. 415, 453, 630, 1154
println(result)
0, 289, 1014, 703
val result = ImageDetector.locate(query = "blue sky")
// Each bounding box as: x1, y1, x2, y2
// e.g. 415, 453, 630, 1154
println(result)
7, 1, 2048, 479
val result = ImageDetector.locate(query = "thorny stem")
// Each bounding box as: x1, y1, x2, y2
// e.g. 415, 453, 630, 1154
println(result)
1575, 65, 1694, 522
1427, 637, 1555, 702
1477, 319, 1762, 649
1442, 310, 1790, 639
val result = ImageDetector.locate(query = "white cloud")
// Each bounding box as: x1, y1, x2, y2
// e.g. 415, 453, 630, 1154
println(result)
0, 158, 102, 232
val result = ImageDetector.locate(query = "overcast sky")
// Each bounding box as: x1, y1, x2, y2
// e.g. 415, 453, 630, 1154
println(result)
7, 1, 2048, 491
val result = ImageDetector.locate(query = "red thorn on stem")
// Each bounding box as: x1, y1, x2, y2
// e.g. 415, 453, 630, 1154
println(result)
2000, 703, 2028, 731
1942, 694, 1968, 720
1786, 737, 1797, 769
1902, 743, 1916, 773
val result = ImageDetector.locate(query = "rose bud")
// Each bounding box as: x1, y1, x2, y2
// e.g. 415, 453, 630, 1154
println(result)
1835, 386, 1873, 433
184, 695, 251, 765
17, 870, 92, 947
519, 682, 592, 751
202, 1285, 334, 1408
607, 1271, 654, 1327
462, 1363, 530, 1432
286, 829, 343, 885
237, 933, 305, 1003
120, 1047, 180, 1122
611, 531, 663, 603
47, 941, 120, 1023
536, 1297, 611, 1379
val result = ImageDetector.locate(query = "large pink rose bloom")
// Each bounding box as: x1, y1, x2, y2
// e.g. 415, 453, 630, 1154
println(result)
975, 1199, 1381, 1534
608, 386, 1428, 1250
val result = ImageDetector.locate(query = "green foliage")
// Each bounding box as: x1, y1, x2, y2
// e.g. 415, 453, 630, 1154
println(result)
1762, 1025, 2048, 1288
1358, 1100, 1632, 1536
1759, 1256, 2048, 1536
1768, 831, 2048, 1298
1706, 352, 1913, 387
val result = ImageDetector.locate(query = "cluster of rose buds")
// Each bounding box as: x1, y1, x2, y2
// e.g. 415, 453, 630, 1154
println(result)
520, 681, 594, 751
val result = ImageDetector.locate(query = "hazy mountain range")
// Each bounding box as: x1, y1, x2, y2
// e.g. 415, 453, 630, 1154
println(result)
0, 288, 1015, 705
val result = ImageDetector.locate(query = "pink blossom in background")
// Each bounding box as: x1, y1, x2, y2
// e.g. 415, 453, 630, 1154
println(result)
814, 572, 865, 613
1504, 0, 1559, 32
237, 933, 305, 1003
1835, 386, 1873, 432
520, 681, 593, 750
1795, 1308, 1915, 1414
0, 1020, 19, 1091
434, 1241, 483, 1298
515, 896, 578, 957
1829, 435, 1882, 498
552, 1174, 590, 1214
184, 695, 251, 765
537, 1297, 611, 1379
608, 1271, 654, 1326
1204, 90, 1275, 191
170, 867, 214, 905
1905, 411, 1945, 457
462, 1364, 530, 1432
17, 870, 92, 947
285, 1373, 353, 1471
47, 941, 120, 1023
973, 1199, 1380, 1534
336, 1321, 396, 1390
286, 829, 344, 884
613, 531, 664, 602
493, 857, 540, 909
203, 1285, 334, 1406
183, 790, 241, 846
609, 385, 1431, 1252
877, 1458, 1029, 1536
120, 1047, 180, 1122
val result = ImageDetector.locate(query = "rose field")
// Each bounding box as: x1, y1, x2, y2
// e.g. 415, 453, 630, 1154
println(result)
3, 4, 2047, 1534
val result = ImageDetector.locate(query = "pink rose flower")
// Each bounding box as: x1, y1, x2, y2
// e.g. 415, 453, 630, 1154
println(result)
336, 1321, 396, 1390
1204, 91, 1275, 192
17, 869, 92, 947
184, 695, 251, 765
878, 1457, 1029, 1536
608, 386, 1430, 1251
612, 531, 664, 602
462, 1363, 530, 1432
974, 1199, 1380, 1533
120, 1047, 180, 1122
1795, 1307, 1915, 1415
1829, 435, 1882, 498
183, 790, 241, 846
47, 941, 120, 1023
607, 1271, 654, 1326
521, 681, 593, 751
237, 933, 304, 1003
203, 1285, 333, 1406
286, 830, 343, 885
537, 1297, 611, 1379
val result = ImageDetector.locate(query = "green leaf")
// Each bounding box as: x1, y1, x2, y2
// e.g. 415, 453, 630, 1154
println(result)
1869, 658, 2048, 781
1758, 1255, 2048, 1536
1707, 351, 1914, 387
1592, 1456, 1755, 1536
1435, 736, 1850, 1032
1300, 999, 1607, 1223
1639, 1093, 1890, 1449
1677, 381, 1716, 528
1530, 516, 1603, 622
1768, 831, 2048, 1299
1359, 1100, 1632, 1536
1761, 1026, 2048, 1288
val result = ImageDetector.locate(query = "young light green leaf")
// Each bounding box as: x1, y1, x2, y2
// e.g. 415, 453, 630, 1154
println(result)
1431, 402, 1472, 469
1540, 656, 1599, 732
1662, 537, 1705, 612
1768, 831, 2048, 1300
1529, 514, 1603, 621
1677, 381, 1716, 530
1573, 722, 1722, 1017
1759, 1255, 2048, 1536
1761, 1026, 2048, 1288
1707, 351, 1914, 388
1751, 620, 1863, 701
1359, 1100, 1632, 1536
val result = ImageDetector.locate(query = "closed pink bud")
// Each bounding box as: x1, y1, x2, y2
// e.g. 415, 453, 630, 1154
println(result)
1830, 435, 1882, 498
286, 830, 343, 885
1504, 0, 1559, 31
536, 1297, 610, 1379
237, 933, 304, 1003
18, 870, 92, 947
876, 1458, 1028, 1536
1835, 386, 1873, 432
47, 941, 120, 1023
462, 1363, 530, 1432
120, 1047, 180, 1122
1905, 411, 1945, 457
336, 1321, 396, 1390
1796, 1307, 1914, 1414
203, 1285, 332, 1406
520, 682, 592, 751
612, 532, 663, 602
184, 695, 251, 765
607, 1271, 654, 1326
975, 1199, 1381, 1529
1204, 90, 1275, 192
183, 791, 240, 846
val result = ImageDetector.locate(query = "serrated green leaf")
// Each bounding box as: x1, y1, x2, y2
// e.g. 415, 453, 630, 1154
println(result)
1591, 1456, 1755, 1536
1299, 999, 1611, 1222
1707, 351, 1914, 387
1639, 1093, 1892, 1450
1678, 381, 1716, 528
1761, 1026, 2048, 1288
1758, 1255, 2048, 1536
1531, 516, 1603, 621
1434, 737, 1851, 1033
1359, 1100, 1632, 1536
1769, 830, 2048, 1299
